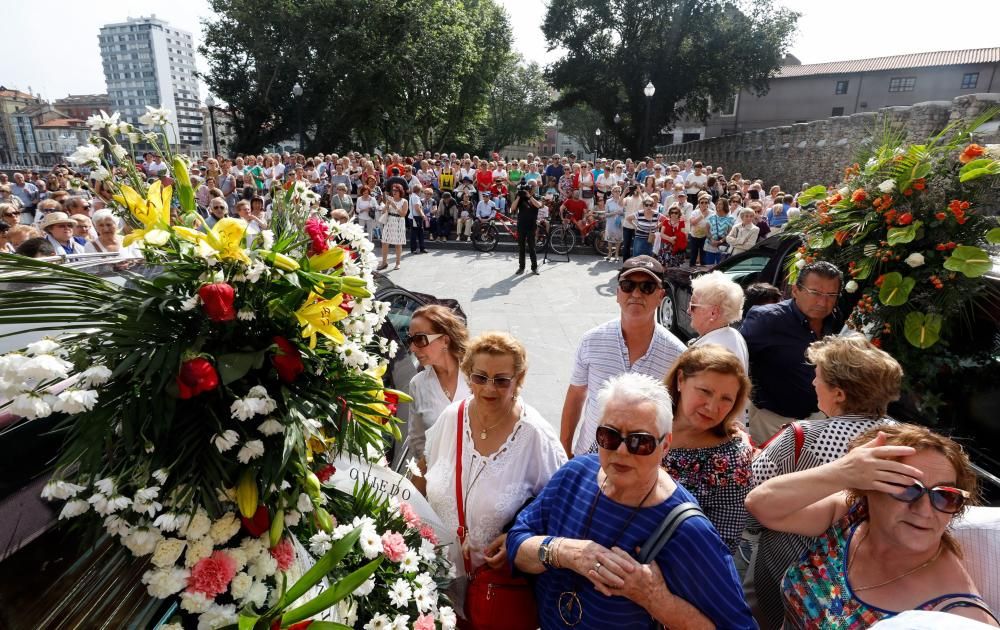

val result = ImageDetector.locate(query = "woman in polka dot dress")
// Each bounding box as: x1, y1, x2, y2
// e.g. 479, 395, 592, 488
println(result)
746, 335, 902, 630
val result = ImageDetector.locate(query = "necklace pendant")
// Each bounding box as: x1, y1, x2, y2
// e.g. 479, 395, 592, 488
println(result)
480, 430, 487, 440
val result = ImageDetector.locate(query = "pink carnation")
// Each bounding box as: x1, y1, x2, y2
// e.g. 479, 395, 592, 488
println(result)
270, 537, 295, 571
187, 551, 238, 598
399, 501, 421, 529
381, 531, 408, 563
413, 613, 435, 630
305, 216, 330, 254
419, 524, 439, 545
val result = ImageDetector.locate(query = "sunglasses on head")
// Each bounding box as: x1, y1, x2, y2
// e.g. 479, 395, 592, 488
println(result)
469, 372, 514, 388
618, 278, 660, 294
596, 425, 665, 456
888, 479, 970, 514
404, 332, 444, 348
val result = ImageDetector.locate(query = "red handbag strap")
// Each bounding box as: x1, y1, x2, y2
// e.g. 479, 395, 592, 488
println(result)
758, 421, 805, 466
454, 399, 472, 575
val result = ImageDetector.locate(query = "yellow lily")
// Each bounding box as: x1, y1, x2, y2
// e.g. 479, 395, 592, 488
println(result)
294, 292, 349, 348
309, 247, 345, 272
114, 181, 172, 247
200, 217, 252, 264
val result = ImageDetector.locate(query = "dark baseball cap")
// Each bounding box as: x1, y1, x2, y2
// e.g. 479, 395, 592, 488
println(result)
618, 255, 664, 283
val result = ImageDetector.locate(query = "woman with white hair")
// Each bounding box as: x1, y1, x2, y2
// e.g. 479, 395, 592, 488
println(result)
85, 209, 126, 254
508, 372, 754, 628
686, 271, 749, 371
725, 207, 760, 256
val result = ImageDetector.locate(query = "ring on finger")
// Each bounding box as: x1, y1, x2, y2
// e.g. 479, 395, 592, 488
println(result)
594, 561, 602, 572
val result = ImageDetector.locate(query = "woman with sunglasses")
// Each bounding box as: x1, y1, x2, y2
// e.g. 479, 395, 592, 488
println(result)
405, 305, 471, 494
631, 195, 661, 258
424, 331, 566, 627
508, 372, 754, 629
661, 345, 753, 554
378, 183, 408, 270
746, 335, 903, 629
747, 423, 997, 628
656, 202, 687, 267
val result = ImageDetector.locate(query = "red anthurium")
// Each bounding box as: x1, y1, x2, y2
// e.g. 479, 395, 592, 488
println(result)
897, 212, 913, 226
176, 357, 220, 399
198, 282, 237, 322
241, 504, 270, 537
271, 336, 305, 383
316, 464, 336, 483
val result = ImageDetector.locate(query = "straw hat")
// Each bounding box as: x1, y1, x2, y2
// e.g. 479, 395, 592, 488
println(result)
40, 211, 76, 231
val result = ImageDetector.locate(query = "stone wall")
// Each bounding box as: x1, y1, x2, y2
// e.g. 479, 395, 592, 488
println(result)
659, 93, 1000, 192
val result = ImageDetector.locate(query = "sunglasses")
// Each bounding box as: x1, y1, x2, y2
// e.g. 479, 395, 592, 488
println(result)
404, 332, 444, 348
888, 479, 970, 514
595, 425, 665, 456
469, 372, 515, 388
618, 278, 660, 295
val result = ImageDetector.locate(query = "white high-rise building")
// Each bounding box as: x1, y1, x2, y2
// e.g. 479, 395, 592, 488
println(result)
98, 15, 202, 150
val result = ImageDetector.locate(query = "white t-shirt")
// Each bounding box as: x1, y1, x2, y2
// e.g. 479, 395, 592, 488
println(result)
406, 367, 471, 459
685, 173, 708, 195
425, 397, 566, 578
689, 326, 749, 374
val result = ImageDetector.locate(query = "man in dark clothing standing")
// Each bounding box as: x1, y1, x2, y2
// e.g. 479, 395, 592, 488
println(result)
511, 183, 545, 275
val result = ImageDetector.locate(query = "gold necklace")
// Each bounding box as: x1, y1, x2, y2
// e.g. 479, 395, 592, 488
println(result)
471, 400, 510, 440
848, 525, 944, 592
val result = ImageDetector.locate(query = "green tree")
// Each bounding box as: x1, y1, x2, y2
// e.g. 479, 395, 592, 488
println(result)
477, 56, 552, 153
542, 0, 798, 156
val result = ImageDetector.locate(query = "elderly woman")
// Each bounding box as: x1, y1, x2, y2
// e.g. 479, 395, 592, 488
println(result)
509, 372, 753, 628
747, 334, 904, 629
661, 345, 753, 553
85, 210, 124, 253
726, 207, 760, 255
686, 270, 750, 370
424, 332, 566, 627
746, 424, 998, 627
1, 202, 19, 227
703, 198, 735, 265
40, 211, 85, 255
657, 202, 687, 266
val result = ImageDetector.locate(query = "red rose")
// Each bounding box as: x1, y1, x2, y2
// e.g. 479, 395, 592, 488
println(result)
897, 212, 913, 226
176, 357, 220, 399
850, 189, 867, 204
271, 336, 305, 383
305, 216, 329, 254
241, 504, 271, 537
316, 464, 336, 483
198, 282, 237, 322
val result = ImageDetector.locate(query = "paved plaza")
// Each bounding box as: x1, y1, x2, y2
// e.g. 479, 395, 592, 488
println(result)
386, 248, 621, 432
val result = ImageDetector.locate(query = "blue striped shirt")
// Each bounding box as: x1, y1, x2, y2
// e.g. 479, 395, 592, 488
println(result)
507, 456, 756, 629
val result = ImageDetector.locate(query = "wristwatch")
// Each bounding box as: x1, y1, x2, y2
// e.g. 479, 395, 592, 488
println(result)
538, 536, 554, 567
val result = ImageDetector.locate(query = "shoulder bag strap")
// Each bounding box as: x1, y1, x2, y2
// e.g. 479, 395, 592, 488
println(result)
637, 501, 707, 564
454, 400, 472, 575
791, 421, 805, 466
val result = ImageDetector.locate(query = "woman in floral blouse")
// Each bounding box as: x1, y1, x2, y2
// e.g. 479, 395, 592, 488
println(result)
661, 345, 753, 553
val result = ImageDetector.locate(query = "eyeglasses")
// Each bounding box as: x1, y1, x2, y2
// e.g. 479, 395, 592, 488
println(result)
618, 278, 659, 295
698, 201, 709, 205
797, 285, 840, 300
668, 211, 680, 216
595, 425, 665, 456
687, 302, 710, 313
403, 332, 444, 348
888, 479, 971, 514
2, 212, 17, 217
469, 372, 515, 388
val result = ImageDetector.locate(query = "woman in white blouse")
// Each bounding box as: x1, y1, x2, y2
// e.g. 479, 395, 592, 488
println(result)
424, 331, 567, 617
407, 304, 471, 494
685, 271, 749, 372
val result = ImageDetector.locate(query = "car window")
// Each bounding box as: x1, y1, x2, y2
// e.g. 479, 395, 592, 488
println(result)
383, 293, 424, 341
721, 255, 771, 287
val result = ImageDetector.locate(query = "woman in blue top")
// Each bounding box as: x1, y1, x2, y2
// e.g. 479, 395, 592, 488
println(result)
703, 197, 736, 266
508, 373, 754, 629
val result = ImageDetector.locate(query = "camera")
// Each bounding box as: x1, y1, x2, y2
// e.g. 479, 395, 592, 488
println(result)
517, 181, 533, 198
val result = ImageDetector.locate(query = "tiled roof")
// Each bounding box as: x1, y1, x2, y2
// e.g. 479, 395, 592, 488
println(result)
778, 47, 1000, 78
36, 118, 88, 128
0, 87, 38, 101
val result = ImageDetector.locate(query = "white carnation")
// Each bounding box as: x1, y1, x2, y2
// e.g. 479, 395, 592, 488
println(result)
184, 510, 213, 541
355, 577, 376, 597
297, 492, 314, 514
439, 606, 457, 630
212, 430, 239, 453
248, 552, 277, 579
197, 603, 237, 630
80, 365, 113, 387
9, 393, 53, 419
257, 418, 284, 436
209, 512, 241, 546
185, 537, 214, 567
245, 580, 268, 608
283, 510, 301, 527
230, 572, 252, 600
25, 339, 62, 356
332, 523, 355, 541
179, 591, 212, 614
845, 280, 859, 294
237, 440, 265, 464
123, 528, 162, 557
878, 179, 897, 194
20, 354, 73, 380
309, 532, 332, 556
180, 294, 201, 311
151, 537, 187, 568
143, 566, 190, 598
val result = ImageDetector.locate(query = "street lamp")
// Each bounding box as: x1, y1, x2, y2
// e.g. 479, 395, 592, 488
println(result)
382, 111, 391, 151
594, 128, 601, 161
205, 94, 220, 158
614, 113, 621, 124
292, 82, 303, 153
643, 81, 655, 157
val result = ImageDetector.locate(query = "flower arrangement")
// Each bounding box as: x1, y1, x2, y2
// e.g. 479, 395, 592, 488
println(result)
0, 112, 457, 628
787, 113, 1000, 415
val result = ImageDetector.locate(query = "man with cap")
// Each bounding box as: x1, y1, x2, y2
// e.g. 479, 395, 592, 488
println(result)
41, 211, 86, 255
559, 255, 686, 457
474, 190, 496, 223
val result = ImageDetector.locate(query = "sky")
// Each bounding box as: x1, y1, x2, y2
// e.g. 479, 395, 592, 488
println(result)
2, 0, 999, 103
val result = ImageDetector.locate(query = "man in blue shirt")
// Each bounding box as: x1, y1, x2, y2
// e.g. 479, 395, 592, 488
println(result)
544, 154, 564, 184
475, 191, 496, 222
739, 261, 844, 444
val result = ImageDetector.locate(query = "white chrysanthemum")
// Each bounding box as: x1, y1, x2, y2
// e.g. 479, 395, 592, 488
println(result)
364, 613, 391, 630
230, 398, 259, 421
257, 418, 283, 436
111, 144, 128, 161
405, 457, 423, 478
419, 538, 437, 562
154, 512, 182, 533
86, 110, 120, 132
332, 523, 355, 541
354, 576, 377, 598
359, 527, 383, 559
103, 514, 131, 537
79, 365, 113, 388
237, 439, 265, 464
184, 510, 213, 541
67, 144, 102, 166
230, 572, 252, 600
245, 260, 268, 283
95, 493, 132, 516
179, 590, 212, 614
133, 486, 163, 517
122, 528, 162, 556
25, 339, 62, 356
9, 393, 53, 420
185, 537, 214, 568
20, 354, 73, 380
246, 580, 268, 608
414, 572, 435, 590
143, 566, 190, 598
210, 512, 241, 546
152, 468, 169, 484
412, 587, 432, 613
388, 614, 409, 630
235, 308, 255, 321
94, 477, 116, 495
58, 499, 90, 520
399, 550, 420, 573
212, 430, 239, 453
439, 605, 457, 630
53, 389, 99, 414
90, 165, 111, 181
388, 578, 412, 609
260, 230, 274, 250
197, 603, 237, 630
878, 179, 896, 194
151, 537, 187, 568
337, 599, 359, 628
41, 479, 86, 501
296, 492, 314, 514
309, 532, 332, 556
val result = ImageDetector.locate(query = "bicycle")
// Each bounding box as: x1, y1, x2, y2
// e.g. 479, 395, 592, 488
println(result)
470, 212, 548, 253
547, 211, 609, 257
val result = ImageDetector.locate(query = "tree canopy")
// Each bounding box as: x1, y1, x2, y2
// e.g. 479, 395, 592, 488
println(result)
542, 0, 799, 156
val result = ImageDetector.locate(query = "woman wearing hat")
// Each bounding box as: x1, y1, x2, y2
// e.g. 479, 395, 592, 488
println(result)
41, 211, 85, 255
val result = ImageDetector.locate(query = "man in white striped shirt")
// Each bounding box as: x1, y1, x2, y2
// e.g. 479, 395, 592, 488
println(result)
559, 255, 686, 457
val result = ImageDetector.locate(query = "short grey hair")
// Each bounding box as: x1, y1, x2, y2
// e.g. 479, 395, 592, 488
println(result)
595, 373, 673, 435
690, 270, 745, 324
92, 209, 117, 225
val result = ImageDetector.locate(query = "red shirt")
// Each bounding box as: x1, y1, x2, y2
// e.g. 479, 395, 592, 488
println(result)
659, 218, 687, 253
563, 198, 587, 222
475, 170, 494, 192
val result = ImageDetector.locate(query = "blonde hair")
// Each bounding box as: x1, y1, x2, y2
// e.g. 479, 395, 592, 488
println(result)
806, 335, 901, 417
665, 345, 750, 437
412, 304, 468, 365
461, 331, 528, 395
690, 271, 745, 324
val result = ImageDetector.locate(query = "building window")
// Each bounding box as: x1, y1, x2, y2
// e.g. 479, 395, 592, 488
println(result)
835, 80, 849, 95
888, 77, 916, 92
832, 107, 845, 116
961, 72, 979, 89
681, 132, 701, 143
